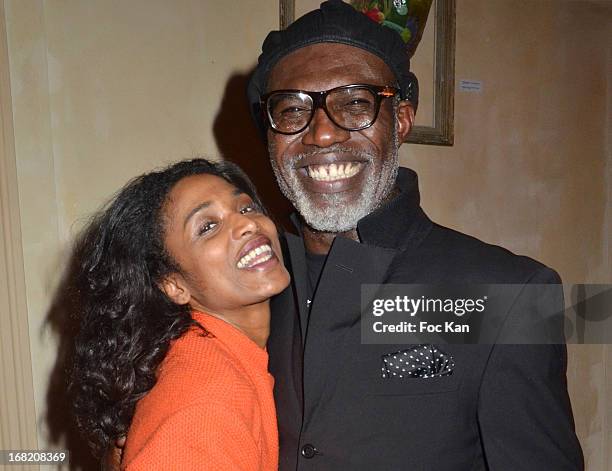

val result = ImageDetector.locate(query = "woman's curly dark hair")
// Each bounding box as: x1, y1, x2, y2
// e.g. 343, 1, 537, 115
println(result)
69, 158, 265, 457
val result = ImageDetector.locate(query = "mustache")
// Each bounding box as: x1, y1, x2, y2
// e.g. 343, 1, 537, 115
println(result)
284, 144, 375, 168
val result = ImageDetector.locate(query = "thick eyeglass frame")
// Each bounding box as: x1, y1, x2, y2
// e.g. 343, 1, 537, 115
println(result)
261, 84, 399, 135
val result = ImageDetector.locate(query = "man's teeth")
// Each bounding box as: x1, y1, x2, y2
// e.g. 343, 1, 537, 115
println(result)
236, 244, 273, 269
306, 162, 361, 181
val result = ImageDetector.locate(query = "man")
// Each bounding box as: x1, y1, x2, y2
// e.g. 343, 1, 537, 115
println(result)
246, 1, 583, 470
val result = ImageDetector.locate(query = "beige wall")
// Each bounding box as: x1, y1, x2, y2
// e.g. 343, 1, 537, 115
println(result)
0, 0, 38, 467
1, 0, 610, 469
409, 0, 611, 283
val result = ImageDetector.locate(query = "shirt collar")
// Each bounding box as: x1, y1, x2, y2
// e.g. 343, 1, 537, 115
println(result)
357, 166, 428, 249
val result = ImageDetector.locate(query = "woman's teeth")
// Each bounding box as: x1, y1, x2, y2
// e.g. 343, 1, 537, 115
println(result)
237, 244, 273, 269
306, 162, 361, 181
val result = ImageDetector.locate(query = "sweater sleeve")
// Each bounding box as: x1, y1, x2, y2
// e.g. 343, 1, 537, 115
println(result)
123, 401, 262, 471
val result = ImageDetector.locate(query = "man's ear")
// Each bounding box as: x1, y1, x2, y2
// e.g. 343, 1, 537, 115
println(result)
159, 273, 191, 305
396, 100, 415, 142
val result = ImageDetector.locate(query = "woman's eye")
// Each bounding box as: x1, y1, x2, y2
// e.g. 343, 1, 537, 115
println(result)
239, 204, 257, 215
197, 221, 217, 236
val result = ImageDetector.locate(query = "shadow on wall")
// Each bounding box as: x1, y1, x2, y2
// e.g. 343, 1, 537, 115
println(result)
212, 70, 293, 231
44, 248, 98, 471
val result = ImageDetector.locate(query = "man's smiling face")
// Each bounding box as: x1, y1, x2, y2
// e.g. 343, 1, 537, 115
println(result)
266, 43, 414, 232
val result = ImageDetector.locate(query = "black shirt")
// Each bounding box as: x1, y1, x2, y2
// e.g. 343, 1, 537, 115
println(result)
305, 250, 327, 302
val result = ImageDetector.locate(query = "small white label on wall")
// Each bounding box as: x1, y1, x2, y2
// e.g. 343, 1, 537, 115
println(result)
459, 80, 483, 92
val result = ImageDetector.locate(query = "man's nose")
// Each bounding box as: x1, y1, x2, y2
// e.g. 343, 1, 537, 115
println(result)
231, 212, 258, 240
301, 108, 350, 147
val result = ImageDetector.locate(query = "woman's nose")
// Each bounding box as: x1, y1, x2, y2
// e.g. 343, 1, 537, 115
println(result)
231, 212, 258, 239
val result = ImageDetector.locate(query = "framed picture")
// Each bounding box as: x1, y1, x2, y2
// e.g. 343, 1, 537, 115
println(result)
279, 0, 456, 146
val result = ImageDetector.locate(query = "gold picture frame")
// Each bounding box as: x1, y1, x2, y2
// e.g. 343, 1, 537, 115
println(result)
279, 0, 456, 146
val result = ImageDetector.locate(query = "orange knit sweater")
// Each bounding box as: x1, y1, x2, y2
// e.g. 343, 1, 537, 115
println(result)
121, 311, 278, 470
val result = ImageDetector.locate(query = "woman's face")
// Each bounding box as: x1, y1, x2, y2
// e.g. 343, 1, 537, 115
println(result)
160, 173, 290, 314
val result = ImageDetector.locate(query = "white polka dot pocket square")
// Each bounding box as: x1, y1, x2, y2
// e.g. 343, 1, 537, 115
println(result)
381, 344, 455, 379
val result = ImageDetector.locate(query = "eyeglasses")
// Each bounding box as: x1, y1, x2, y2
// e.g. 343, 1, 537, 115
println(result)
261, 84, 399, 135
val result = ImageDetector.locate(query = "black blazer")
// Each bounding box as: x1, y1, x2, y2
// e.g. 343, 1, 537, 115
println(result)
268, 168, 583, 471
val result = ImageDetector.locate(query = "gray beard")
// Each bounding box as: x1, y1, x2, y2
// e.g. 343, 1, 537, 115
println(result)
269, 126, 400, 233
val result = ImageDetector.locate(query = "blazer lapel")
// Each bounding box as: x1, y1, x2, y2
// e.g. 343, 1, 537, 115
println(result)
302, 236, 398, 423
268, 235, 305, 426
284, 233, 310, 341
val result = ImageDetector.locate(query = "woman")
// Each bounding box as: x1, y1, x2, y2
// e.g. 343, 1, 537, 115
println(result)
70, 158, 290, 470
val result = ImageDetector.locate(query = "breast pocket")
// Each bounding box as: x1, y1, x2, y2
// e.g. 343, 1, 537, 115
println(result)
356, 344, 464, 396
